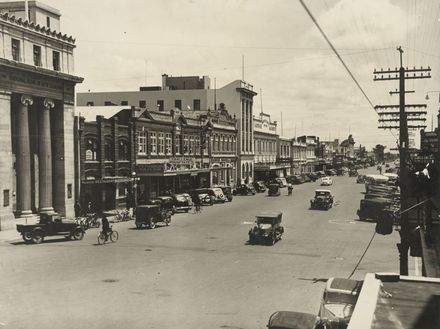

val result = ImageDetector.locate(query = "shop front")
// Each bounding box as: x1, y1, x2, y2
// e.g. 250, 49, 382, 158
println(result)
210, 160, 236, 187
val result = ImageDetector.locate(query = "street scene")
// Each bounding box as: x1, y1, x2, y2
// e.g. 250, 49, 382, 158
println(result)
0, 1, 440, 329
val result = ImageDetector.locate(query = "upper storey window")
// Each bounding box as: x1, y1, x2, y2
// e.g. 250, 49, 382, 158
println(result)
46, 16, 51, 28
11, 39, 20, 61
53, 51, 60, 71
33, 45, 41, 66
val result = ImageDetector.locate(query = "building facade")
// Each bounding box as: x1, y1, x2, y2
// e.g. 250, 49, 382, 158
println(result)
277, 136, 292, 176
297, 136, 318, 173
253, 112, 278, 181
0, 2, 82, 229
291, 139, 307, 174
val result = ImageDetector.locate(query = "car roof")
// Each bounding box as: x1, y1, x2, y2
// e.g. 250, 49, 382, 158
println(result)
268, 311, 318, 329
256, 211, 282, 218
326, 277, 362, 295
137, 204, 160, 209
315, 189, 331, 193
366, 174, 389, 180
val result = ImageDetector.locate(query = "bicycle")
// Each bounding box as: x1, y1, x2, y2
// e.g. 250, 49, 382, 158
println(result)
97, 226, 119, 245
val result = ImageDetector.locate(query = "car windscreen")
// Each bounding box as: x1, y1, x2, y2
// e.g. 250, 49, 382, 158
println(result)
324, 292, 358, 305
256, 217, 275, 224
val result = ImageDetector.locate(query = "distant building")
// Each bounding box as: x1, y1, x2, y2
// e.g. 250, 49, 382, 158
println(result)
291, 138, 307, 174
297, 136, 318, 172
253, 112, 278, 181
340, 134, 356, 159
0, 1, 82, 229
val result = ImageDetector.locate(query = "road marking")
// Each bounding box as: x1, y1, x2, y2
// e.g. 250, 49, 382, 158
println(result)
242, 221, 254, 225
328, 219, 357, 225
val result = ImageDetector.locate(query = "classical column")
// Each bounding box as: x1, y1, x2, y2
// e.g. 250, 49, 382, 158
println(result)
16, 95, 33, 217
38, 98, 54, 213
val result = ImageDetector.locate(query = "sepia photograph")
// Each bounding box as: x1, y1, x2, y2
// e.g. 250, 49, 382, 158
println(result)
0, 1, 439, 328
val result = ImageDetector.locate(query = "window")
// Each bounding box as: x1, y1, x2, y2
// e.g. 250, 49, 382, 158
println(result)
33, 45, 41, 66
139, 100, 146, 108
138, 129, 147, 155
11, 39, 20, 61
149, 132, 157, 154
104, 101, 114, 106
121, 101, 128, 106
165, 133, 172, 155
175, 133, 181, 155
46, 16, 50, 28
119, 140, 129, 160
117, 184, 126, 198
193, 99, 200, 111
158, 133, 165, 154
53, 51, 60, 71
85, 138, 98, 161
67, 184, 72, 199
86, 101, 94, 106
157, 100, 164, 111
174, 100, 182, 110
3, 189, 9, 207
195, 136, 200, 155
183, 135, 189, 155
189, 136, 194, 154
104, 139, 112, 161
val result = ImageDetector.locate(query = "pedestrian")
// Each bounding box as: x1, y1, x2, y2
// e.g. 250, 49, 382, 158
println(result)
74, 201, 81, 218
86, 201, 93, 214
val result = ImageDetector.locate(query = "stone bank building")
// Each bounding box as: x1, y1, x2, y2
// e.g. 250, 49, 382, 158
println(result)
0, 2, 82, 229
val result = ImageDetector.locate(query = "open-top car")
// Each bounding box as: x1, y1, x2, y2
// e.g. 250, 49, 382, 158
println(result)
16, 213, 85, 244
248, 211, 284, 245
135, 204, 172, 229
310, 189, 334, 210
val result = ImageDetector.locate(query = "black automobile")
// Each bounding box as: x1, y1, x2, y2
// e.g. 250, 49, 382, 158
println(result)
233, 184, 256, 196
146, 196, 176, 214
310, 189, 334, 210
248, 212, 284, 245
268, 183, 281, 196
135, 204, 171, 229
325, 169, 337, 176
253, 181, 267, 193
307, 172, 318, 182
218, 186, 233, 202
288, 175, 305, 185
316, 171, 326, 178
301, 173, 311, 183
349, 169, 358, 177
172, 193, 193, 212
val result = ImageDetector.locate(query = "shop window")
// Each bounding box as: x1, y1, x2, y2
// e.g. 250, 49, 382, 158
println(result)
3, 189, 9, 207
157, 100, 164, 111
33, 45, 41, 66
53, 51, 60, 71
11, 39, 20, 61
149, 132, 157, 154
139, 100, 146, 108
117, 184, 126, 197
85, 138, 98, 161
138, 129, 147, 155
174, 99, 182, 110
119, 140, 129, 160
104, 139, 113, 161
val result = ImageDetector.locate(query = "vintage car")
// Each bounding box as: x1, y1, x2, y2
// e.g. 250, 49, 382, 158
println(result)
307, 172, 318, 182
267, 311, 320, 329
383, 173, 399, 185
336, 168, 345, 176
325, 169, 337, 176
349, 169, 358, 177
172, 193, 193, 212
288, 175, 305, 185
135, 204, 172, 229
253, 181, 267, 193
218, 186, 233, 202
320, 176, 333, 186
146, 196, 176, 214
188, 189, 215, 205
357, 198, 398, 222
310, 189, 334, 210
356, 174, 366, 184
248, 212, 284, 245
300, 173, 311, 183
16, 213, 85, 244
209, 187, 228, 203
233, 184, 256, 196
318, 277, 363, 329
316, 171, 326, 178
268, 183, 281, 196
275, 177, 288, 187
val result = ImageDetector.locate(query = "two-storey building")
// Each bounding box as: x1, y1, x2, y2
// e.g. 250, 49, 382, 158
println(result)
297, 135, 318, 173
277, 136, 292, 177
291, 138, 307, 174
0, 1, 83, 228
253, 112, 278, 181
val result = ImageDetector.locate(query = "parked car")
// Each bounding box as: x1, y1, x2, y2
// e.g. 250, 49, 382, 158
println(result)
267, 311, 320, 329
268, 183, 281, 196
307, 172, 318, 182
218, 186, 233, 202
187, 189, 214, 206
349, 169, 358, 177
318, 278, 363, 329
248, 211, 284, 245
275, 177, 288, 187
253, 181, 267, 193
357, 198, 396, 221
316, 171, 326, 178
310, 189, 334, 210
209, 187, 227, 203
356, 174, 366, 184
135, 204, 171, 229
321, 176, 333, 186
147, 196, 176, 214
172, 193, 193, 212
336, 168, 345, 176
288, 175, 305, 185
16, 213, 85, 244
301, 173, 311, 183
325, 169, 337, 176
233, 184, 256, 196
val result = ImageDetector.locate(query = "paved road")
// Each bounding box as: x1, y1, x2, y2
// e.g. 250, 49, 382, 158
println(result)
0, 170, 400, 329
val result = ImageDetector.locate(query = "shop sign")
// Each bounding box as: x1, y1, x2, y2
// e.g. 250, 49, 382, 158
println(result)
137, 164, 165, 174
169, 157, 195, 165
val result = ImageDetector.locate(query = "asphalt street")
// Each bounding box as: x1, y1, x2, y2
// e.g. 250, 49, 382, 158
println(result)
0, 170, 402, 329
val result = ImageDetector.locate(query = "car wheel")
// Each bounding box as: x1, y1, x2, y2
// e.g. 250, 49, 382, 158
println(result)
149, 219, 156, 229
32, 231, 44, 244
135, 223, 142, 229
164, 215, 171, 226
22, 232, 32, 243
72, 228, 84, 240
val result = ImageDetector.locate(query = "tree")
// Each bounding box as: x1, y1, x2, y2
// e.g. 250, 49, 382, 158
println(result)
373, 144, 386, 162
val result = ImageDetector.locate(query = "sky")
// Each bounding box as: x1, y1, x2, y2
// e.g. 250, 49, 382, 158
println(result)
16, 0, 440, 150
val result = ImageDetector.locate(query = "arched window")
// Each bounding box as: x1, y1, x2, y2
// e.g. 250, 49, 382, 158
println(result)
85, 138, 98, 161
119, 140, 129, 160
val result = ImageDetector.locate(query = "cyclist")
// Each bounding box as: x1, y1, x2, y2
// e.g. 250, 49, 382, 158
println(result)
101, 214, 110, 241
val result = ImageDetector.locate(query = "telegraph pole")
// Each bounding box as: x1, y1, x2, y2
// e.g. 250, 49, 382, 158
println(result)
373, 46, 431, 275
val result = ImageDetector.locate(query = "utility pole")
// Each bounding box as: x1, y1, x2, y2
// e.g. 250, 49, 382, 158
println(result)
373, 46, 431, 275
